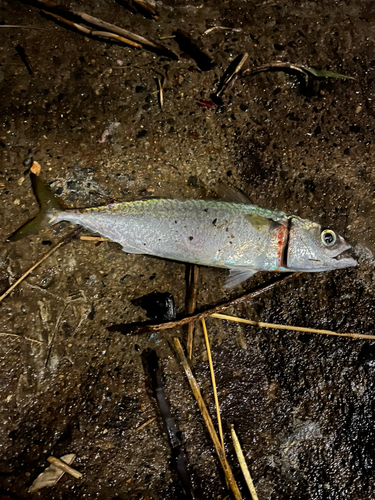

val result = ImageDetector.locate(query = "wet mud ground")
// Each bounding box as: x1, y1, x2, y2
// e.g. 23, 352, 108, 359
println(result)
1, 0, 375, 498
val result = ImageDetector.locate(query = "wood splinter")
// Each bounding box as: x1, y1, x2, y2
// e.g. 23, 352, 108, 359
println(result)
47, 456, 82, 479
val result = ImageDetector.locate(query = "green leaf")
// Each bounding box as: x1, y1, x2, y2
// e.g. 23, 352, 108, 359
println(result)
302, 66, 355, 80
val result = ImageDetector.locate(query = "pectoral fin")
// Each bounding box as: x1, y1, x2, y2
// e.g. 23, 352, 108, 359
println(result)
225, 268, 258, 288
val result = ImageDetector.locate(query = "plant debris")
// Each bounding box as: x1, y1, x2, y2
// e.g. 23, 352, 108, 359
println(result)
24, 0, 178, 58
242, 61, 354, 80
1, 227, 82, 304
108, 273, 299, 334
28, 454, 77, 493
135, 416, 156, 432
47, 456, 82, 479
210, 313, 375, 340
215, 52, 248, 98
30, 160, 42, 175
202, 318, 224, 455
0, 332, 44, 345
118, 0, 159, 20
80, 235, 109, 242
231, 425, 259, 500
203, 26, 242, 35
174, 338, 242, 500
43, 10, 141, 48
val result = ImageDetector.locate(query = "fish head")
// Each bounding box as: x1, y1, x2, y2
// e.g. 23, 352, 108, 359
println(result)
286, 216, 358, 272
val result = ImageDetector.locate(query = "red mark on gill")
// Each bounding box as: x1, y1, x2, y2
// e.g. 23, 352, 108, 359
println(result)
276, 225, 288, 268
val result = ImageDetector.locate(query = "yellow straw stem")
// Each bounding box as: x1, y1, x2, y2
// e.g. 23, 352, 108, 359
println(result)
201, 318, 225, 456
231, 425, 259, 500
173, 338, 243, 500
210, 313, 375, 340
0, 239, 67, 303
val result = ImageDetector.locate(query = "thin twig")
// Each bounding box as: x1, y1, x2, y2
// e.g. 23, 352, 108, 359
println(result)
113, 273, 299, 335
0, 228, 82, 304
242, 61, 308, 77
157, 76, 163, 110
0, 332, 44, 345
210, 313, 375, 340
231, 425, 259, 500
203, 26, 242, 35
47, 456, 82, 479
0, 25, 45, 29
43, 11, 142, 48
174, 338, 242, 500
29, 0, 178, 58
118, 0, 159, 19
242, 62, 354, 80
216, 52, 248, 97
186, 264, 199, 359
44, 303, 68, 368
80, 236, 109, 242
202, 318, 225, 456
135, 416, 156, 431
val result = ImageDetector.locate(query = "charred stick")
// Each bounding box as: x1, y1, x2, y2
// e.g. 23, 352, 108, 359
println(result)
146, 350, 194, 498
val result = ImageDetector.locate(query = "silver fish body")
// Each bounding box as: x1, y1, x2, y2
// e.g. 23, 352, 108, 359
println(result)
50, 198, 357, 286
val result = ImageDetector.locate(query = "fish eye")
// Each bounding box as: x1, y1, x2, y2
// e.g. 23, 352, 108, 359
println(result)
321, 229, 337, 247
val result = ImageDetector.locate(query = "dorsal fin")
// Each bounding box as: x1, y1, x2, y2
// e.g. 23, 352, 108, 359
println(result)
216, 182, 252, 204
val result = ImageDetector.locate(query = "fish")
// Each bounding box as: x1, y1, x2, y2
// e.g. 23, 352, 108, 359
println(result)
8, 174, 357, 287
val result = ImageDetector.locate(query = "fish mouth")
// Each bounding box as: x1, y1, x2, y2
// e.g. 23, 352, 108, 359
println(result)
332, 249, 358, 268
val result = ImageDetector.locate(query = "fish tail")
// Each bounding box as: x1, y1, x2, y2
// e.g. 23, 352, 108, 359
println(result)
7, 173, 63, 241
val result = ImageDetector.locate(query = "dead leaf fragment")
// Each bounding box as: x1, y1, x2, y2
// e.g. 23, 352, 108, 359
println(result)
28, 454, 76, 493
30, 161, 41, 175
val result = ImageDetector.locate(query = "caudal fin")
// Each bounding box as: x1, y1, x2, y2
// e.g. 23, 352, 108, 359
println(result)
8, 173, 63, 242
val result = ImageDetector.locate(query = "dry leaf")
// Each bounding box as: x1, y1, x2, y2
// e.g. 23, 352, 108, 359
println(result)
28, 454, 76, 493
30, 161, 41, 176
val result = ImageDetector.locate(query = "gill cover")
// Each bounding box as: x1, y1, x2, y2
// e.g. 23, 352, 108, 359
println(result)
286, 216, 357, 272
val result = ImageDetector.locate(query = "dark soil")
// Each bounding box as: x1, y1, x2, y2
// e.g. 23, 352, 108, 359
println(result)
1, 0, 375, 498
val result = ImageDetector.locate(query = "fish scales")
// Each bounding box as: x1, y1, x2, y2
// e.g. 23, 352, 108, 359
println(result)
54, 199, 288, 270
